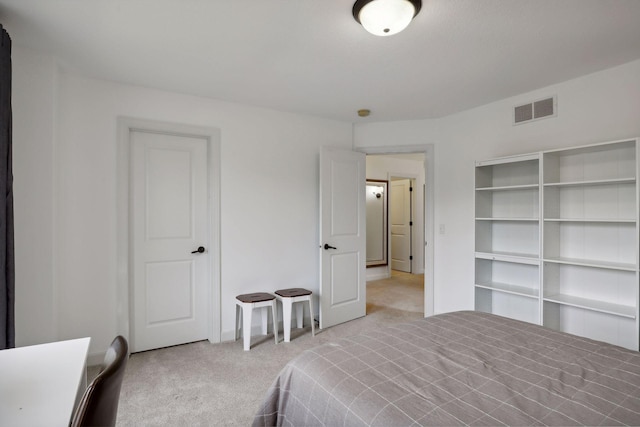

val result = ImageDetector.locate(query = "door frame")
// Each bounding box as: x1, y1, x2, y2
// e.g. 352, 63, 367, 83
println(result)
116, 117, 222, 347
358, 145, 434, 317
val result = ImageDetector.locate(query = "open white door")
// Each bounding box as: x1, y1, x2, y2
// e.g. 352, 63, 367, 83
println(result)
319, 147, 366, 329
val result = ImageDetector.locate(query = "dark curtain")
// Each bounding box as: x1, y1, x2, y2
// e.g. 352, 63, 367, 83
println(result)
0, 24, 14, 350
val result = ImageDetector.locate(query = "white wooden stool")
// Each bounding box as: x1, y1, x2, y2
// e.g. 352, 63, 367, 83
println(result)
275, 288, 315, 342
235, 292, 278, 351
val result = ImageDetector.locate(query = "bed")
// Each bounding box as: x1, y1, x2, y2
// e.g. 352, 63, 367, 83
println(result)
253, 311, 640, 426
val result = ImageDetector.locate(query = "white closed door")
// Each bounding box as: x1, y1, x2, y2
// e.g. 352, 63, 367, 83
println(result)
319, 147, 366, 329
391, 179, 412, 272
131, 130, 209, 352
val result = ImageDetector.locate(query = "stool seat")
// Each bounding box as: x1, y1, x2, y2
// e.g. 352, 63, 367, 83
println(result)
236, 292, 276, 303
275, 288, 315, 342
275, 288, 312, 298
235, 292, 278, 351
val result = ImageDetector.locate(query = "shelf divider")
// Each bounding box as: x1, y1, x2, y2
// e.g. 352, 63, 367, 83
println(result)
543, 257, 637, 271
543, 177, 635, 187
544, 293, 636, 319
475, 282, 538, 299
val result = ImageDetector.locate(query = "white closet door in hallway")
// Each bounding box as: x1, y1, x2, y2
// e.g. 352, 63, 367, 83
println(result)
390, 179, 412, 273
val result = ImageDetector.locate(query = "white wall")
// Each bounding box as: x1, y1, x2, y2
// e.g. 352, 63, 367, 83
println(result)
12, 47, 353, 357
365, 155, 425, 281
12, 47, 57, 346
355, 59, 640, 314
12, 43, 640, 357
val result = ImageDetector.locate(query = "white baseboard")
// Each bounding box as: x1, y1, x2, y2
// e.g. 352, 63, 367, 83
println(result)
366, 272, 390, 281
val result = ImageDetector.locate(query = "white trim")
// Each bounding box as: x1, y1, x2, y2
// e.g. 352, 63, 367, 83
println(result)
357, 144, 435, 317
51, 63, 60, 341
116, 117, 221, 349
366, 271, 390, 281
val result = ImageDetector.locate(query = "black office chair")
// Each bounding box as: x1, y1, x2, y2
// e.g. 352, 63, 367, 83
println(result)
71, 335, 129, 427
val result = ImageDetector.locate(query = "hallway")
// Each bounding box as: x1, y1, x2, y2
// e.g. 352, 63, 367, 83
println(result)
367, 270, 424, 316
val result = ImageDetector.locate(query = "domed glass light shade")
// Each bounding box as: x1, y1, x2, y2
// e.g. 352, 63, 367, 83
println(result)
352, 0, 422, 36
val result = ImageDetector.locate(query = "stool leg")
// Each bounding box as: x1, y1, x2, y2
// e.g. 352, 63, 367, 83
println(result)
282, 298, 292, 343
308, 297, 315, 337
235, 303, 240, 341
295, 302, 304, 329
242, 303, 253, 351
271, 300, 278, 345
261, 306, 269, 335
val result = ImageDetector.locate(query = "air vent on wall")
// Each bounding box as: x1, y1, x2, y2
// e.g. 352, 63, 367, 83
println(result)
513, 96, 556, 125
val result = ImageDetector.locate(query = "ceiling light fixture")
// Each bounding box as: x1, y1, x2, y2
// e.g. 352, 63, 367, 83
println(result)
352, 0, 422, 36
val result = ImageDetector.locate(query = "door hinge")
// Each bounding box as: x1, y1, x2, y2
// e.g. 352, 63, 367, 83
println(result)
409, 187, 413, 192
410, 221, 413, 226
410, 256, 413, 260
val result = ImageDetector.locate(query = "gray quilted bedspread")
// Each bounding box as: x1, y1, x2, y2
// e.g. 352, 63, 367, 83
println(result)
253, 311, 640, 426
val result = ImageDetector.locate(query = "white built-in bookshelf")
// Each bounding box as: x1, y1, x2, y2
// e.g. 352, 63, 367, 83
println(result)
475, 138, 639, 350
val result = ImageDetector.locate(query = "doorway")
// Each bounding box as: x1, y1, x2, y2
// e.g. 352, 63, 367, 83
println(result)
362, 146, 434, 317
116, 118, 221, 352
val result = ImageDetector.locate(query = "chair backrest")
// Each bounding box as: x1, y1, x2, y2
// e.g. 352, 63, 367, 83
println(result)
71, 335, 129, 427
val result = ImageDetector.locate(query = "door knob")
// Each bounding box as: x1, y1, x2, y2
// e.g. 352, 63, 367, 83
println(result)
191, 246, 205, 254
323, 244, 337, 250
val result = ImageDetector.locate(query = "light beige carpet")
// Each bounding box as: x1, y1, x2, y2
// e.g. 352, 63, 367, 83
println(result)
108, 271, 424, 425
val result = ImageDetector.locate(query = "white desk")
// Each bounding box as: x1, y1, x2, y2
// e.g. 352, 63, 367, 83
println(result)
0, 337, 91, 427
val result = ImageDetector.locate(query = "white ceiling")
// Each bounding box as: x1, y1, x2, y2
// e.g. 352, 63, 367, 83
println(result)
1, 0, 639, 122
